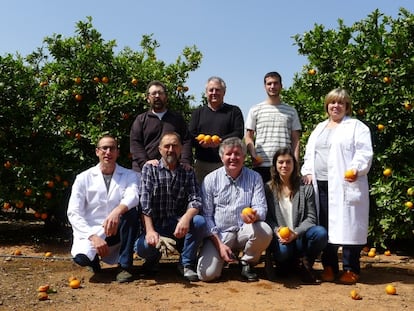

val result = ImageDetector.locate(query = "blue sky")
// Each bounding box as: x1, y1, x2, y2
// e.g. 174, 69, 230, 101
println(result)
1, 1, 413, 118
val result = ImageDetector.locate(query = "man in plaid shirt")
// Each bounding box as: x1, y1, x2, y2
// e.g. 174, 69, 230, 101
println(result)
134, 132, 207, 282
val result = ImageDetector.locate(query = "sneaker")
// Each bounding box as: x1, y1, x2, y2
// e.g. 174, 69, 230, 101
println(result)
183, 266, 199, 282
321, 266, 335, 282
241, 262, 258, 282
116, 269, 133, 283
339, 270, 359, 285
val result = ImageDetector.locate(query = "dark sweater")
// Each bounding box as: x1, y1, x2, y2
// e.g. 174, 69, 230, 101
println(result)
129, 110, 192, 172
189, 103, 244, 163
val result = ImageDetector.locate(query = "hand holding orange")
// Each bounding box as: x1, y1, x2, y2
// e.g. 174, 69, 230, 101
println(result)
344, 169, 357, 179
278, 226, 291, 239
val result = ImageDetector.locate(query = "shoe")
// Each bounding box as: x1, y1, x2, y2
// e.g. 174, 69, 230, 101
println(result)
339, 270, 359, 285
183, 266, 199, 282
142, 253, 161, 275
300, 257, 320, 284
116, 269, 133, 283
241, 262, 258, 282
264, 253, 276, 281
321, 266, 335, 282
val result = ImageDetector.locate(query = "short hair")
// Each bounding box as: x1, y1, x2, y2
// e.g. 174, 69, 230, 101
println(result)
159, 131, 182, 146
324, 88, 352, 116
205, 76, 227, 92
96, 134, 119, 148
146, 80, 167, 94
264, 71, 282, 85
218, 137, 247, 157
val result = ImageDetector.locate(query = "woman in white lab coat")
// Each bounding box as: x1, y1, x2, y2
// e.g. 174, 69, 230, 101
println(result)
301, 88, 373, 284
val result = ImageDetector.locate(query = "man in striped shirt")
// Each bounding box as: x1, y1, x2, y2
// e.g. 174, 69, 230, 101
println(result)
245, 71, 302, 183
197, 137, 273, 282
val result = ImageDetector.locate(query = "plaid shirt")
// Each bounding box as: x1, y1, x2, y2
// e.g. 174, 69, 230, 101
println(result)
140, 160, 202, 228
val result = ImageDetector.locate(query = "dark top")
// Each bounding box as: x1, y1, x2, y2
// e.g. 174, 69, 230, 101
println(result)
130, 110, 192, 172
188, 103, 244, 163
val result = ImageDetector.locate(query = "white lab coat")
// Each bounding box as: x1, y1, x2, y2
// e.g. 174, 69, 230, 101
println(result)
67, 163, 140, 263
301, 116, 373, 245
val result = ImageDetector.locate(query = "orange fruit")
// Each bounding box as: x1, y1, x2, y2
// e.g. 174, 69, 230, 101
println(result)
131, 78, 138, 85
41, 213, 48, 220
350, 289, 362, 300
211, 135, 221, 144
101, 76, 109, 83
203, 135, 212, 144
404, 201, 413, 209
74, 77, 81, 84
69, 279, 81, 289
44, 252, 52, 257
383, 168, 392, 177
407, 187, 414, 196
75, 133, 82, 140
24, 188, 33, 197
403, 101, 412, 111
383, 76, 392, 84
38, 285, 50, 292
377, 124, 385, 131
15, 200, 24, 209
13, 249, 22, 256
34, 212, 41, 219
68, 276, 78, 282
344, 169, 356, 179
4, 161, 12, 169
183, 86, 189, 92
196, 134, 205, 142
385, 284, 396, 295
278, 227, 291, 239
39, 81, 48, 88
3, 202, 11, 210
384, 250, 391, 256
44, 192, 52, 200
308, 69, 316, 75
74, 94, 82, 102
47, 180, 55, 188
93, 77, 100, 83
241, 207, 254, 216
367, 251, 376, 257
38, 292, 49, 301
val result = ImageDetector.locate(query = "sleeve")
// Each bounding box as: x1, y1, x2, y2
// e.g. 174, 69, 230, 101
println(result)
188, 108, 200, 147
264, 184, 278, 232
201, 175, 217, 235
244, 106, 256, 131
187, 169, 203, 210
250, 173, 267, 221
177, 114, 193, 165
139, 164, 153, 216
67, 174, 103, 239
119, 170, 140, 210
223, 105, 244, 140
130, 114, 149, 172
294, 185, 317, 236
291, 107, 302, 131
351, 121, 373, 176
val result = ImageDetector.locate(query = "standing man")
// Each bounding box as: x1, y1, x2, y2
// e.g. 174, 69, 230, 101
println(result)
197, 137, 273, 282
67, 135, 140, 283
189, 76, 244, 184
245, 71, 302, 183
130, 80, 192, 172
135, 132, 207, 282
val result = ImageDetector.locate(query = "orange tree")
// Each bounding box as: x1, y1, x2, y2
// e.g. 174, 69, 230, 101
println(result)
284, 8, 414, 248
0, 17, 202, 226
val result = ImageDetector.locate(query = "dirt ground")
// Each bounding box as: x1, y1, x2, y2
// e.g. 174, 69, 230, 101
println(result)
0, 220, 413, 311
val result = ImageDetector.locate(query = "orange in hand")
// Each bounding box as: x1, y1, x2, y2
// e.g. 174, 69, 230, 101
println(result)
211, 135, 221, 144
241, 207, 254, 216
203, 135, 212, 144
196, 134, 205, 142
278, 227, 291, 239
344, 169, 356, 179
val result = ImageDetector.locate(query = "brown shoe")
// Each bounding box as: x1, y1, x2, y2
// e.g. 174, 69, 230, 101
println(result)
339, 270, 359, 285
321, 266, 335, 282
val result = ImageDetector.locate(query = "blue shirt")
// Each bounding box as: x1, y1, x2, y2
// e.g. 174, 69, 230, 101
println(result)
140, 161, 202, 228
201, 166, 267, 237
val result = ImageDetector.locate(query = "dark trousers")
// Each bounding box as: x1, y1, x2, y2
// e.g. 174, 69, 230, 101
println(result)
317, 180, 361, 273
253, 166, 271, 184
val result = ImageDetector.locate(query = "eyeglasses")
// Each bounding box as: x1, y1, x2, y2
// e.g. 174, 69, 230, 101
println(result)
97, 146, 118, 152
148, 91, 166, 97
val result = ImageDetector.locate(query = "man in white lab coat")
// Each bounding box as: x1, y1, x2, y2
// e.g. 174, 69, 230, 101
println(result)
67, 135, 140, 283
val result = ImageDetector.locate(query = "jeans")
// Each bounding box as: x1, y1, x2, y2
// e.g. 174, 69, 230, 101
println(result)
270, 225, 327, 264
135, 215, 207, 267
322, 244, 363, 274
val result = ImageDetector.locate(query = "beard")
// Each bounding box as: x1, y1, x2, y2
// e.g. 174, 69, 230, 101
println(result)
165, 154, 177, 165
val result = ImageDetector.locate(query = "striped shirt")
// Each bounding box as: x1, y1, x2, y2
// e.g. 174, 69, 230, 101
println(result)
245, 101, 301, 167
201, 166, 267, 237
140, 161, 202, 228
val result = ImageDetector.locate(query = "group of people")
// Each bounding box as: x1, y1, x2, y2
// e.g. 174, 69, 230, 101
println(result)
67, 73, 373, 286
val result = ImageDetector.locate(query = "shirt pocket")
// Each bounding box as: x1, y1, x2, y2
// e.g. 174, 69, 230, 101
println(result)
343, 182, 362, 205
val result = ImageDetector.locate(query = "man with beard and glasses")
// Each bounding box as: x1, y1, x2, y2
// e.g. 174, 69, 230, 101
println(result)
129, 81, 192, 173
134, 132, 207, 282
